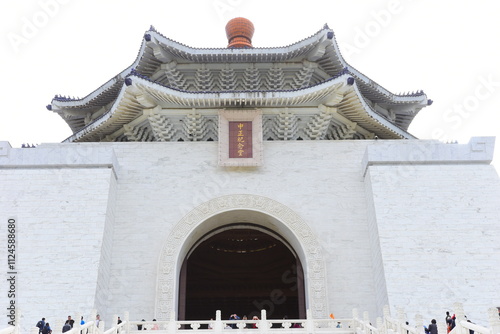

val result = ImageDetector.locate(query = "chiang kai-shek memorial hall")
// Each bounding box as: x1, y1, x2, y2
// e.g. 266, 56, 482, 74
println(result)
1, 17, 500, 334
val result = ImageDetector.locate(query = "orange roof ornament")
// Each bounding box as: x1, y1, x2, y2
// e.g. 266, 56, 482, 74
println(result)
225, 17, 254, 48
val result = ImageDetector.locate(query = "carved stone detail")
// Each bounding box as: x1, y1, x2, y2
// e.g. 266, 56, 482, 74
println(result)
291, 61, 317, 89
181, 111, 218, 142
264, 65, 285, 90
217, 65, 237, 91
243, 65, 262, 90
194, 64, 215, 91
270, 108, 299, 140
148, 114, 177, 141
156, 194, 329, 320
304, 108, 333, 140
123, 124, 155, 142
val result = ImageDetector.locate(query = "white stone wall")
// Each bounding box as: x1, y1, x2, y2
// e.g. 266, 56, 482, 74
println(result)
364, 138, 500, 325
0, 143, 118, 332
1, 137, 498, 331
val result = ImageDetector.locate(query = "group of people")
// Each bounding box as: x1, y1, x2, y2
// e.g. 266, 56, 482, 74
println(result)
424, 311, 477, 334
36, 315, 84, 334
225, 314, 261, 329
220, 314, 301, 329
136, 319, 159, 330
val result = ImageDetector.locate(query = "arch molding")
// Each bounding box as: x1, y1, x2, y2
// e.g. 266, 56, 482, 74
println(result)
155, 194, 328, 319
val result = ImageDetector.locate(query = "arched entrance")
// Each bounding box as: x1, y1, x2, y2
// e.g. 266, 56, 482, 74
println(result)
156, 195, 329, 321
178, 224, 306, 321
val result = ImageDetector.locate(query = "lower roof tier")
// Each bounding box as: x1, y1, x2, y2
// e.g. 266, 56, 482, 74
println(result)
59, 74, 420, 143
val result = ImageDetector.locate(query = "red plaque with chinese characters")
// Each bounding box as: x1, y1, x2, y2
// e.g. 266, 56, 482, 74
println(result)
229, 121, 253, 158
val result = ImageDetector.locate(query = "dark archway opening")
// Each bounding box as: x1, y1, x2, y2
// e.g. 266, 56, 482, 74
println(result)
179, 225, 305, 322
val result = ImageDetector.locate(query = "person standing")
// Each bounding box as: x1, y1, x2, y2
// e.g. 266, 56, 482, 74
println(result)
428, 319, 438, 334
62, 321, 71, 333
36, 318, 46, 334
42, 322, 52, 334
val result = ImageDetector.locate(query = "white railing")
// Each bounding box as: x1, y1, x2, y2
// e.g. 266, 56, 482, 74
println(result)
4, 303, 500, 334
0, 326, 16, 334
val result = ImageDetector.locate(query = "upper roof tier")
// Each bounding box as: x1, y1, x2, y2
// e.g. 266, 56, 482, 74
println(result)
48, 20, 432, 143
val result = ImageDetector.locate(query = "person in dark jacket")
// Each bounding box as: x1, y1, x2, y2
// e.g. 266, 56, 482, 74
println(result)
36, 318, 46, 334
428, 319, 438, 334
42, 322, 52, 334
62, 320, 71, 333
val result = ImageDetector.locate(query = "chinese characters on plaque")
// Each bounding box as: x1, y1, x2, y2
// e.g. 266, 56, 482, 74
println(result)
229, 121, 253, 158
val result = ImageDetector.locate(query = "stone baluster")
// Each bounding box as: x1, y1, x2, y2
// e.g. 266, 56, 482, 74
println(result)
383, 305, 391, 333
454, 302, 465, 322
352, 308, 361, 333
414, 314, 424, 334
364, 310, 371, 334
488, 307, 500, 334
112, 314, 118, 332
90, 310, 97, 334
74, 313, 81, 334
167, 311, 176, 334
55, 318, 64, 334
259, 309, 267, 332
397, 307, 406, 334
124, 311, 129, 334
306, 309, 315, 334
214, 310, 223, 332
15, 308, 21, 334
377, 317, 384, 334
453, 302, 465, 334
437, 320, 447, 334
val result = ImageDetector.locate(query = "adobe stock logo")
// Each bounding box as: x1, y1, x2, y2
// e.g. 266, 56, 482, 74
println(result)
212, 0, 244, 21
342, 0, 414, 58
433, 74, 500, 141
7, 0, 72, 54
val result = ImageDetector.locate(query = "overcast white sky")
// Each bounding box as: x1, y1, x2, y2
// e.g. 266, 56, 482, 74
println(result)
1, 0, 499, 168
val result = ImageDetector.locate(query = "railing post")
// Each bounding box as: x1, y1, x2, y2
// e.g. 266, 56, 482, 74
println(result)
437, 320, 447, 334
306, 309, 314, 334
55, 318, 64, 334
364, 311, 370, 333
259, 309, 267, 334
214, 310, 223, 332
352, 308, 360, 332
383, 306, 391, 334
488, 307, 500, 334
397, 307, 405, 334
124, 311, 129, 334
90, 310, 97, 334
414, 314, 424, 334
453, 302, 465, 334
168, 311, 176, 334
377, 317, 384, 334
75, 314, 81, 334
14, 308, 21, 334
453, 302, 465, 322
112, 314, 118, 331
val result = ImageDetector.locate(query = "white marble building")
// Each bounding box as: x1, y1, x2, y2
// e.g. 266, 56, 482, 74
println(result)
1, 18, 499, 332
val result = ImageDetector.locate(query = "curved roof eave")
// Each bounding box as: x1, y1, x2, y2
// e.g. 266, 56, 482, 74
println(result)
319, 29, 429, 107
63, 72, 413, 143
350, 83, 417, 139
